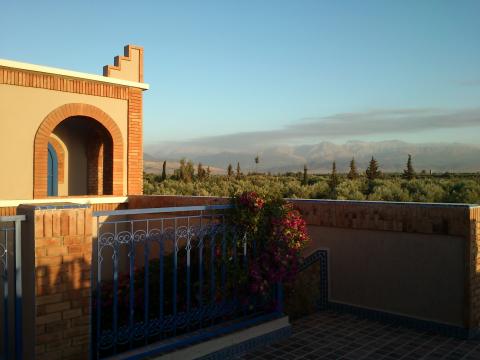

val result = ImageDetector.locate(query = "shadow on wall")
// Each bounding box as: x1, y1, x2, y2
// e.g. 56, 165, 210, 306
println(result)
35, 256, 91, 358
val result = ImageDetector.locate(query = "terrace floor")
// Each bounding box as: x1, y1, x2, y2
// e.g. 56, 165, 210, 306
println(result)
237, 311, 480, 360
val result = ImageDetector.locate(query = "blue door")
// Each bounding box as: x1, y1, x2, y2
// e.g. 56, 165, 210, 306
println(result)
47, 143, 58, 196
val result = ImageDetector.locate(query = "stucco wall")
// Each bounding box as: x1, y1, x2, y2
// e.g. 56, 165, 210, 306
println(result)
306, 226, 465, 326
0, 84, 128, 199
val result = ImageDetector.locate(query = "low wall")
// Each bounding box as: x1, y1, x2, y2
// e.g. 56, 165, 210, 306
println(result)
129, 196, 480, 333
4, 195, 480, 360
290, 199, 479, 333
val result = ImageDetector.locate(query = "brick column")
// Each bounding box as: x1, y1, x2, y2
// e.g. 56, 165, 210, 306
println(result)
19, 203, 93, 360
468, 207, 480, 336
127, 87, 143, 195
87, 130, 106, 196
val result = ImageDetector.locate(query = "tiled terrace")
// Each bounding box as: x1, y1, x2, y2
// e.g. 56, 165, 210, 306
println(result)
238, 311, 480, 360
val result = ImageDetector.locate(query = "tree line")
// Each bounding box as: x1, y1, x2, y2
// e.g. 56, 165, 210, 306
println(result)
144, 154, 480, 204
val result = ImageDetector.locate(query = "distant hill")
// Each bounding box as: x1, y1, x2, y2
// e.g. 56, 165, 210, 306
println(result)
144, 140, 480, 174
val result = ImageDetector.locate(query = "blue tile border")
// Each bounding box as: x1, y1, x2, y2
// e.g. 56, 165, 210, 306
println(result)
328, 302, 480, 339
196, 325, 292, 360
300, 250, 329, 310
108, 313, 285, 360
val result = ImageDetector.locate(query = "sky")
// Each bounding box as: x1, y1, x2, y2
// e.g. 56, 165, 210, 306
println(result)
1, 0, 480, 149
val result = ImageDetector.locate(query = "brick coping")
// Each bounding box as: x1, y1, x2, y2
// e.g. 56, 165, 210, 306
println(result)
289, 198, 480, 208
0, 196, 128, 207
2, 195, 478, 210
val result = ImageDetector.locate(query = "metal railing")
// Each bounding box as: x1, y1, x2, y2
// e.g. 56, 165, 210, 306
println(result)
0, 215, 25, 360
92, 205, 283, 358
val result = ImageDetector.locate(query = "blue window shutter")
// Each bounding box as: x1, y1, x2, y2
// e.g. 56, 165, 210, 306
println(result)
47, 143, 58, 196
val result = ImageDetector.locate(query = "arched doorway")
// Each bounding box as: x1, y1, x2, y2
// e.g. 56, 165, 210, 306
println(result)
34, 103, 124, 198
47, 143, 58, 196
52, 116, 114, 196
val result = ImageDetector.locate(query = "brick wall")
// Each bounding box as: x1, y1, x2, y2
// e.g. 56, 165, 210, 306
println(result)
19, 204, 93, 360
87, 131, 104, 195
0, 206, 17, 216
127, 195, 229, 209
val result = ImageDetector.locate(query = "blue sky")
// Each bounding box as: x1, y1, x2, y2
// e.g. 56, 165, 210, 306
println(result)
1, 0, 480, 148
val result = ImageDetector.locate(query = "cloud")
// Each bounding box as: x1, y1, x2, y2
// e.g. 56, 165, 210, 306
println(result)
146, 107, 480, 153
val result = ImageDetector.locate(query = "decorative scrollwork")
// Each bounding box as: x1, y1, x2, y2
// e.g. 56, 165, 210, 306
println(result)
99, 330, 115, 350
176, 225, 189, 239
98, 232, 115, 248
116, 231, 132, 245
148, 228, 163, 242
116, 325, 131, 345
132, 229, 147, 243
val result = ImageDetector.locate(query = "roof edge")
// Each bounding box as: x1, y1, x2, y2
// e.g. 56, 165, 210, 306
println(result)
0, 58, 149, 90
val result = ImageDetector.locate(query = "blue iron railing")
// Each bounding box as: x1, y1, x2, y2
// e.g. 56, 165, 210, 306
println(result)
0, 215, 24, 360
92, 205, 283, 359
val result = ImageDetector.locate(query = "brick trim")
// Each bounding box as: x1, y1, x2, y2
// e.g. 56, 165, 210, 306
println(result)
34, 103, 124, 198
48, 135, 65, 184
0, 67, 129, 99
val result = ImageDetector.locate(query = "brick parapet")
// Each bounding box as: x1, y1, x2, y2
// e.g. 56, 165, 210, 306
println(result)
290, 199, 472, 237
127, 195, 229, 209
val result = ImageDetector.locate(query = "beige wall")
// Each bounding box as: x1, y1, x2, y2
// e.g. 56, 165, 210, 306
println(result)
0, 84, 128, 199
306, 225, 466, 326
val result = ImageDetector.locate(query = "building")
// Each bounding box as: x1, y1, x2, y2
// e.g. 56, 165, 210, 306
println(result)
0, 45, 148, 200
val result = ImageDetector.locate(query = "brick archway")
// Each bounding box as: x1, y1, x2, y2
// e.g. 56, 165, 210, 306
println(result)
48, 135, 66, 185
34, 103, 124, 198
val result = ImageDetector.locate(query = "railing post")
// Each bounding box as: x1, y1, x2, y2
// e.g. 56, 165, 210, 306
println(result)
14, 218, 23, 360
1, 221, 9, 360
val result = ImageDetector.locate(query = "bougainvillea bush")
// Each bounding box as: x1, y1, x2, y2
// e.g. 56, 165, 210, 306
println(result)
230, 191, 310, 297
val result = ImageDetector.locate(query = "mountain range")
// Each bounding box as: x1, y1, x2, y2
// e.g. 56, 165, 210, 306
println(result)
144, 140, 480, 174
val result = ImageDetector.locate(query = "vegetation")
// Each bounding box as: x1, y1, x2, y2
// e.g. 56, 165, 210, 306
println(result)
302, 164, 308, 186
347, 157, 359, 180
161, 160, 167, 181
403, 154, 416, 180
144, 157, 480, 204
328, 161, 339, 199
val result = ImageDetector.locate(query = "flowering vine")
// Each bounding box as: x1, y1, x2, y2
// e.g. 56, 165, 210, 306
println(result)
229, 192, 309, 297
